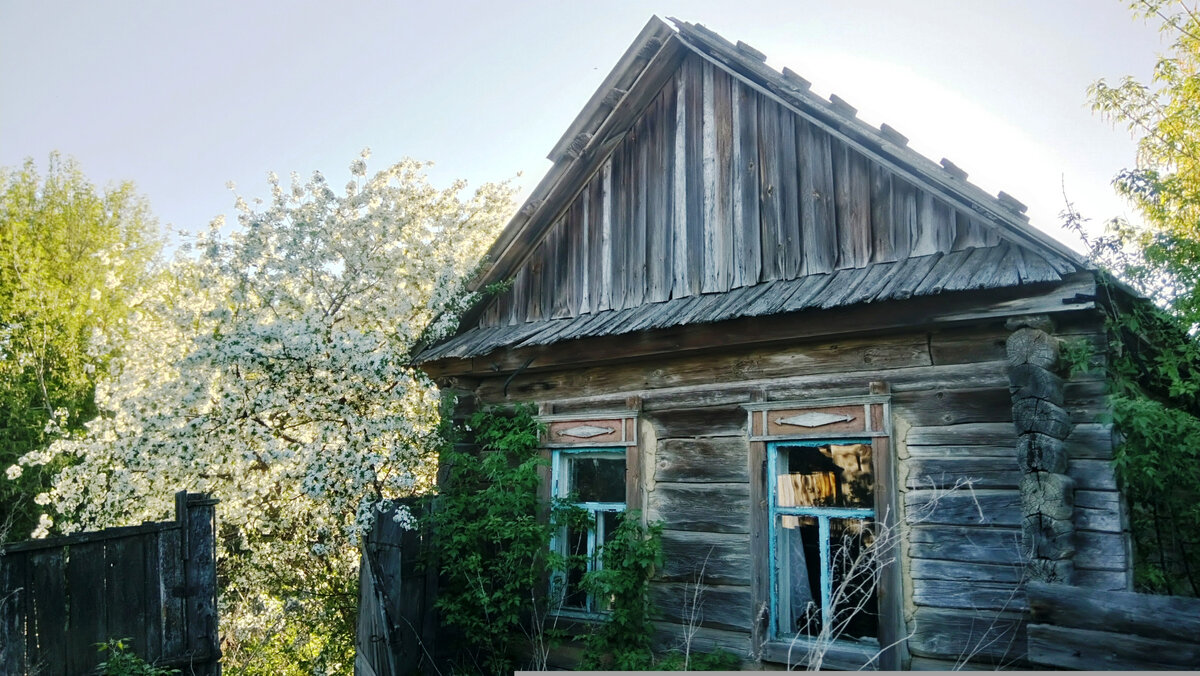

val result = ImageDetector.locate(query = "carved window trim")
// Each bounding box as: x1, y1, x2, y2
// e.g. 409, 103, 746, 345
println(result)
745, 394, 902, 670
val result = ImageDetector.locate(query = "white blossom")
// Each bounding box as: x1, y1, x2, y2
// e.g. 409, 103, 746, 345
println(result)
30, 156, 512, 664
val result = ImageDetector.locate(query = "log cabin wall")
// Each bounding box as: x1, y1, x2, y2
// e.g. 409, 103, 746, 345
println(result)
477, 52, 1012, 329
440, 302, 1126, 670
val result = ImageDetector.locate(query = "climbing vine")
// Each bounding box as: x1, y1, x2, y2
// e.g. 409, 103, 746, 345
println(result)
1088, 279, 1200, 596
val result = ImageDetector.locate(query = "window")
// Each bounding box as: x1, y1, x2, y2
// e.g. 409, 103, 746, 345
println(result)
768, 439, 878, 641
550, 448, 626, 613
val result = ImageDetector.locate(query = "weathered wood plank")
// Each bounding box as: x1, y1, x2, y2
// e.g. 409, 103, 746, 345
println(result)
659, 531, 753, 585
911, 192, 939, 257
832, 139, 871, 269
908, 525, 1024, 564
66, 541, 106, 673
910, 559, 1023, 583
893, 387, 1012, 427
701, 60, 733, 294
480, 334, 934, 403
1027, 624, 1200, 670
684, 53, 705, 298
891, 177, 916, 261
1073, 568, 1128, 590
650, 621, 753, 662
1075, 531, 1128, 570
650, 583, 752, 632
1064, 423, 1114, 460
646, 405, 747, 438
777, 107, 801, 280
29, 548, 67, 673
732, 80, 760, 287
1027, 580, 1200, 644
906, 489, 1021, 527
906, 456, 1020, 490
799, 118, 836, 275
647, 79, 674, 304
628, 119, 648, 308
908, 606, 1027, 664
1074, 490, 1122, 532
600, 160, 617, 311
913, 579, 1026, 612
142, 530, 163, 662
0, 551, 26, 674
655, 436, 749, 482
869, 162, 893, 263
648, 483, 750, 533
184, 497, 219, 661
671, 65, 690, 298
906, 423, 1015, 447
104, 537, 143, 657
758, 95, 785, 282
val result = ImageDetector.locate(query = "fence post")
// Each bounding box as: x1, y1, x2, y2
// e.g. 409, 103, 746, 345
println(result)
182, 491, 221, 675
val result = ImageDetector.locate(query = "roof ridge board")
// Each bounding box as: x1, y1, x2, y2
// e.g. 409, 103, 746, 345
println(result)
668, 21, 1085, 271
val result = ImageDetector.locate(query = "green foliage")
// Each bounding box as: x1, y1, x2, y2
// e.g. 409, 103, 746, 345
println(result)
581, 511, 663, 670
1087, 1, 1200, 327
1112, 393, 1200, 594
431, 404, 552, 674
654, 648, 743, 671
0, 154, 159, 539
96, 638, 178, 676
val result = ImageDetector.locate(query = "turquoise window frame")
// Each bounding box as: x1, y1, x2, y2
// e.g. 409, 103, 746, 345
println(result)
549, 446, 626, 615
767, 438, 875, 640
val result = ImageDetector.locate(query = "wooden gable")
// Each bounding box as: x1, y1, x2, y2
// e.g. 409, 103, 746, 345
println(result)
418, 18, 1085, 364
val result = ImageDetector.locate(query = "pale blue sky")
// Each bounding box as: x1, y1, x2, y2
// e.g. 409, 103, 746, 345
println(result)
0, 1, 1166, 251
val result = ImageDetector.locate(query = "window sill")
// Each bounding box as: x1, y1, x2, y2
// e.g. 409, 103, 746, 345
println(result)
761, 637, 882, 671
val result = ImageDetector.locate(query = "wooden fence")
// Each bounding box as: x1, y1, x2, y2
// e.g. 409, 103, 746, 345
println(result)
356, 500, 438, 676
1027, 580, 1200, 669
0, 491, 220, 675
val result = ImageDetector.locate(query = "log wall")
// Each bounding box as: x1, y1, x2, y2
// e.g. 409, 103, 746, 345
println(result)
453, 307, 1127, 669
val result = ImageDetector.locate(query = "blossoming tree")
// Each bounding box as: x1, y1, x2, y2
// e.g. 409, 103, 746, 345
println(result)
18, 154, 512, 671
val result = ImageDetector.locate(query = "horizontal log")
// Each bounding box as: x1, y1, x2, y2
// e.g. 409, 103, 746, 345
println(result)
1027, 623, 1200, 670
909, 559, 1024, 583
650, 621, 753, 661
905, 456, 1019, 490
906, 489, 1021, 527
928, 327, 1009, 366
760, 637, 882, 670
892, 387, 1012, 427
659, 530, 753, 585
905, 423, 1015, 447
1074, 531, 1128, 571
907, 606, 1027, 664
909, 656, 1009, 671
1064, 423, 1114, 460
427, 276, 1098, 379
646, 405, 746, 438
1073, 568, 1128, 591
474, 333, 932, 402
913, 579, 1027, 612
648, 483, 750, 533
649, 582, 752, 632
1074, 490, 1122, 532
904, 443, 1012, 459
1026, 580, 1200, 644
908, 525, 1024, 564
655, 436, 750, 482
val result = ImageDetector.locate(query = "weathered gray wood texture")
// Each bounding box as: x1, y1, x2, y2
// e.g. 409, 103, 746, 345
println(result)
447, 303, 1120, 669
1026, 581, 1200, 669
442, 50, 1076, 362
0, 492, 220, 675
356, 500, 439, 676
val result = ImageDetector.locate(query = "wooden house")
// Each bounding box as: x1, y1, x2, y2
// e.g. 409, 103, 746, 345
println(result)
416, 17, 1128, 670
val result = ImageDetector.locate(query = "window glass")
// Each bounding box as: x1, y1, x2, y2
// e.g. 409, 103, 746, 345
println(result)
552, 448, 626, 614
570, 455, 625, 503
770, 439, 877, 642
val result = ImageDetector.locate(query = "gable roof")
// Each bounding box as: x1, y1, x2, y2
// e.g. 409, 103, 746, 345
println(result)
417, 17, 1087, 365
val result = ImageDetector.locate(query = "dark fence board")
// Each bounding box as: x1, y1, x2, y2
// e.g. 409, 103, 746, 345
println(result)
0, 491, 218, 675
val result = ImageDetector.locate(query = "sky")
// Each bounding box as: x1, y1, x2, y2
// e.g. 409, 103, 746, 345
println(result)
0, 1, 1169, 254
